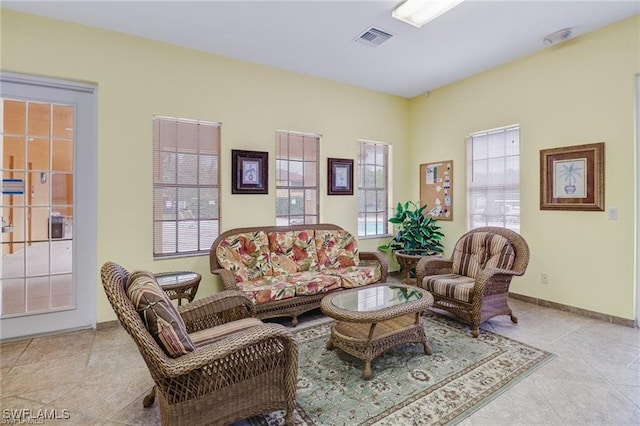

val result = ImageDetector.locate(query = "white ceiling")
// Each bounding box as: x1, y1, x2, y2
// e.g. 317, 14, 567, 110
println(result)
4, 0, 639, 98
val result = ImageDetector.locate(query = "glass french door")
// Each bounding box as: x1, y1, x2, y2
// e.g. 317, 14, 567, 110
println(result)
0, 73, 97, 340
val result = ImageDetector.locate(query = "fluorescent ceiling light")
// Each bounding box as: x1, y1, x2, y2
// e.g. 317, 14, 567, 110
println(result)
392, 0, 465, 28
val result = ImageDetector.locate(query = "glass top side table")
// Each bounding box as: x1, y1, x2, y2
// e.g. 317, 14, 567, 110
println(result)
154, 271, 202, 305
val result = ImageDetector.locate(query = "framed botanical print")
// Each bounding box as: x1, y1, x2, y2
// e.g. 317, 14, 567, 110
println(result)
540, 142, 604, 211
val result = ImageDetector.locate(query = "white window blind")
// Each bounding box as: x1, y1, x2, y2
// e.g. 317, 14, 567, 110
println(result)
153, 116, 220, 257
358, 140, 390, 237
467, 126, 520, 232
275, 130, 319, 226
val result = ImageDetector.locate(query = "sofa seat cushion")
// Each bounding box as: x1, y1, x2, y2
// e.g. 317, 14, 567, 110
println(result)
268, 229, 319, 275
126, 271, 195, 357
284, 271, 341, 296
236, 276, 296, 304
315, 230, 360, 270
423, 273, 476, 303
216, 231, 272, 282
190, 317, 263, 347
323, 264, 381, 288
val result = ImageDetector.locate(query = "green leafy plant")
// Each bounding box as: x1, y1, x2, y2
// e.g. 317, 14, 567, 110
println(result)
378, 201, 444, 254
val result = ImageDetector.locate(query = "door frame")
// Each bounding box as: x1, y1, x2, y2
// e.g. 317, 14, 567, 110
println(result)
1, 72, 98, 340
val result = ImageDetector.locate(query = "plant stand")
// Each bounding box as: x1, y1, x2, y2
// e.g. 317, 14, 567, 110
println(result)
395, 249, 435, 285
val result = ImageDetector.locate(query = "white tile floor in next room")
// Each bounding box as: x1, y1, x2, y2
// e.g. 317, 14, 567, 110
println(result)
1, 283, 639, 425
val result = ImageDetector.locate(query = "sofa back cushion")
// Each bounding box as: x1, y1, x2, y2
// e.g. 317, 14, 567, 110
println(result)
126, 271, 195, 358
452, 232, 515, 278
484, 233, 516, 270
452, 232, 487, 278
314, 230, 359, 270
268, 229, 319, 275
215, 231, 272, 282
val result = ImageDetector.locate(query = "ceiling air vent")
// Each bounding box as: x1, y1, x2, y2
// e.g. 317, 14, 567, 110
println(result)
354, 26, 394, 47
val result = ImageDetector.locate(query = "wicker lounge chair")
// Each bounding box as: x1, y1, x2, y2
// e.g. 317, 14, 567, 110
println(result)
415, 227, 530, 337
101, 261, 298, 425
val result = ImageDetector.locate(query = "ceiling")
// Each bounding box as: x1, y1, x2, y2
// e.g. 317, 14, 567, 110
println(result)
3, 1, 639, 98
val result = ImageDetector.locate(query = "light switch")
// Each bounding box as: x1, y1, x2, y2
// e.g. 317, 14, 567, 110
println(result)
607, 207, 618, 220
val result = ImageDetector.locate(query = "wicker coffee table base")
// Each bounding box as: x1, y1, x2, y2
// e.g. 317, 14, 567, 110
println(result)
326, 313, 431, 379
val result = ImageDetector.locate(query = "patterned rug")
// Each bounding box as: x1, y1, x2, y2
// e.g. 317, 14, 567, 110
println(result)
246, 313, 554, 426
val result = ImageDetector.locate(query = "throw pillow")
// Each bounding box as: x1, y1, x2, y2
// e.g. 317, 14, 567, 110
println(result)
126, 270, 195, 357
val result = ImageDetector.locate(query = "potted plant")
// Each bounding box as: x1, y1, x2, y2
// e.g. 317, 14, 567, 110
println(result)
378, 201, 444, 283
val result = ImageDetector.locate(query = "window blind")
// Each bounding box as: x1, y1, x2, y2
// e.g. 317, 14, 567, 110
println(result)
152, 117, 220, 257
467, 126, 520, 232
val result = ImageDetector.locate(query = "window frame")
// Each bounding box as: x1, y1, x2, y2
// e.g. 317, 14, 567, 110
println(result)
357, 140, 390, 238
466, 125, 520, 232
275, 130, 320, 226
152, 116, 221, 258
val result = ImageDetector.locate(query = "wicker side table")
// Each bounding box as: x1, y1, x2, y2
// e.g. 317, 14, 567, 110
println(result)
155, 271, 201, 305
320, 283, 434, 379
395, 249, 436, 285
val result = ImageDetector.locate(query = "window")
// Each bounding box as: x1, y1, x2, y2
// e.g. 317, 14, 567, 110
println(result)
275, 131, 319, 226
467, 126, 520, 232
152, 117, 220, 257
358, 140, 390, 237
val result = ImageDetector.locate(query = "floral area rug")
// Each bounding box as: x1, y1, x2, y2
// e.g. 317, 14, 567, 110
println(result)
244, 313, 554, 426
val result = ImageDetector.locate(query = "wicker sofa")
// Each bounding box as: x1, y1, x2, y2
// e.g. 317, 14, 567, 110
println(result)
209, 224, 388, 326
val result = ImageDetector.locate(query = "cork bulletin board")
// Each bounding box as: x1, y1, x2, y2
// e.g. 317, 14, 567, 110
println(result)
420, 160, 453, 221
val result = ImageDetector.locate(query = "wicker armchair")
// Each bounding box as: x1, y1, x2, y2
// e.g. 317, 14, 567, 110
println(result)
101, 262, 298, 425
415, 227, 530, 337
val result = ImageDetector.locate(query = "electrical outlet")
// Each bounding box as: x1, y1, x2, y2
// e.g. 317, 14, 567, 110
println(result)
540, 273, 549, 285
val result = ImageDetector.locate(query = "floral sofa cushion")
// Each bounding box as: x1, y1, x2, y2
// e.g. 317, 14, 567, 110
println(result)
268, 230, 319, 275
284, 271, 341, 296
216, 231, 272, 282
315, 230, 360, 270
235, 276, 296, 305
322, 263, 381, 288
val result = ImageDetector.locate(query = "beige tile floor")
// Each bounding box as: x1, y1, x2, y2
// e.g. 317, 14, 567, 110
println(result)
1, 284, 639, 425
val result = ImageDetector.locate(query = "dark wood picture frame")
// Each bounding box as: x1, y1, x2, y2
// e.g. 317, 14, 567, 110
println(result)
328, 158, 353, 195
540, 142, 604, 211
232, 149, 268, 194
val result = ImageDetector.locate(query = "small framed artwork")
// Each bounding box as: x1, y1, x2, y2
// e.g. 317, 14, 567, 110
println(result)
540, 142, 604, 211
232, 149, 268, 194
328, 158, 353, 195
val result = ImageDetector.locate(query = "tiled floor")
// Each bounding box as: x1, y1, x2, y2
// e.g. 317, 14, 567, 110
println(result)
1, 280, 639, 425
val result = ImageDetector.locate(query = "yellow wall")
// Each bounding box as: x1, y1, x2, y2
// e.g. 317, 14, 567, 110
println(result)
0, 10, 411, 322
1, 9, 638, 323
409, 15, 639, 320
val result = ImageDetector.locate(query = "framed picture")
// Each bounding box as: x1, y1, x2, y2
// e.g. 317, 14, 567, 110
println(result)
540, 142, 604, 211
328, 158, 353, 195
232, 149, 268, 194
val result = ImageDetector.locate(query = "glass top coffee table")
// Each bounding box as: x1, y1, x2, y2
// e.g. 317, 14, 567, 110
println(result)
320, 283, 433, 379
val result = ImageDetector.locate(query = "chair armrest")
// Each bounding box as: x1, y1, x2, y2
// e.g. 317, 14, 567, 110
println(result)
211, 268, 240, 291
179, 290, 256, 332
416, 256, 453, 285
472, 267, 521, 299
159, 323, 298, 379
359, 251, 388, 282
